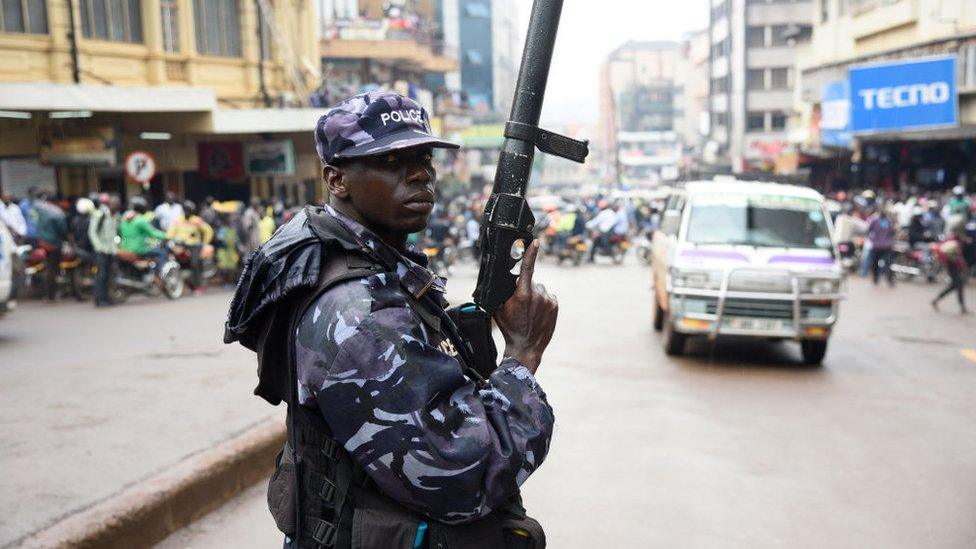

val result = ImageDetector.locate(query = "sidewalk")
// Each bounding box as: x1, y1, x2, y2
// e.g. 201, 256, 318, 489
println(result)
0, 291, 281, 547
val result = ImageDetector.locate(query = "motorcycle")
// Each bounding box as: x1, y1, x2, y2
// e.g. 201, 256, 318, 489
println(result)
421, 240, 455, 277
552, 234, 588, 266
890, 240, 942, 282
837, 240, 860, 274
590, 232, 629, 265
19, 243, 93, 301
635, 229, 653, 266
111, 248, 184, 302
170, 242, 217, 285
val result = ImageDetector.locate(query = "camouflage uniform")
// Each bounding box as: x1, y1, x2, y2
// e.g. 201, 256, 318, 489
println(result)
295, 205, 555, 524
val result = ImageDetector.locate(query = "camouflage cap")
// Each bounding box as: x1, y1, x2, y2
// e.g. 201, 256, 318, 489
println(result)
314, 91, 459, 165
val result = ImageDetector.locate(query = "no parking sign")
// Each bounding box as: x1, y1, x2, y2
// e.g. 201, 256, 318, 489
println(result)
125, 151, 157, 187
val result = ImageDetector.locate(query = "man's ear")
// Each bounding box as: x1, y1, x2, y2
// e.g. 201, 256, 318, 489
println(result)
323, 165, 349, 199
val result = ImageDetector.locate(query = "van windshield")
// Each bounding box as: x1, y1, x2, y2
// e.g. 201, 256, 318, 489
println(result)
685, 193, 832, 250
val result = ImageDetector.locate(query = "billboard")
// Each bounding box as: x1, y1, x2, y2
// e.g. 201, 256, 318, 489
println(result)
820, 80, 851, 147
244, 140, 295, 176
198, 142, 244, 179
849, 56, 957, 134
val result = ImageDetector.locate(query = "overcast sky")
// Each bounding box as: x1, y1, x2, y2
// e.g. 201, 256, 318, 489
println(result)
513, 0, 710, 127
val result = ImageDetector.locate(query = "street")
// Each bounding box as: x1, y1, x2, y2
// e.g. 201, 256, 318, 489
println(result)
152, 258, 976, 548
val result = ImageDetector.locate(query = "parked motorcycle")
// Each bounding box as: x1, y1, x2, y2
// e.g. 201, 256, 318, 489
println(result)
111, 249, 184, 302
19, 243, 93, 300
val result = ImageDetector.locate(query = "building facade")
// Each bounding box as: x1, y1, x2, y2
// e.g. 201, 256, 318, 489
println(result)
599, 41, 685, 186
0, 0, 325, 205
795, 0, 976, 191
708, 0, 813, 172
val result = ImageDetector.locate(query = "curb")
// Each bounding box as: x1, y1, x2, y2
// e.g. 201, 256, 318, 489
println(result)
18, 417, 285, 549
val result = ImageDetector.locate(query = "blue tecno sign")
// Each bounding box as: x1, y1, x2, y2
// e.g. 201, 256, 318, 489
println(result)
849, 56, 957, 133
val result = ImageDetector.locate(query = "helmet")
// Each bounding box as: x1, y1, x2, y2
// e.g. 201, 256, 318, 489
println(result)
953, 185, 965, 196
861, 190, 876, 199
75, 197, 95, 214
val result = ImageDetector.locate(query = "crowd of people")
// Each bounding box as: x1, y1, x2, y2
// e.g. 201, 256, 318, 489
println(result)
0, 189, 294, 307
830, 185, 975, 313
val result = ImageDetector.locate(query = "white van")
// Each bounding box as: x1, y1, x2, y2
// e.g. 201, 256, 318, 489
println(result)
0, 221, 15, 318
651, 180, 843, 365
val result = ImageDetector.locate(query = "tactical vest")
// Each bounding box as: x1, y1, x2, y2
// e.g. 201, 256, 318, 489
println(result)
262, 245, 546, 549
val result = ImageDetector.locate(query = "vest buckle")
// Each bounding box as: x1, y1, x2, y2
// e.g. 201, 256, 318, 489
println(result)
322, 438, 342, 462
311, 518, 337, 547
319, 475, 337, 505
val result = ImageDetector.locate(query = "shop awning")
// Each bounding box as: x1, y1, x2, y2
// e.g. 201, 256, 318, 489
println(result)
0, 82, 216, 112
209, 108, 331, 134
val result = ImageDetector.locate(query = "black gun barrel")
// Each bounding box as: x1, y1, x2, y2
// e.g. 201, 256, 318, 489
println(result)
472, 0, 567, 313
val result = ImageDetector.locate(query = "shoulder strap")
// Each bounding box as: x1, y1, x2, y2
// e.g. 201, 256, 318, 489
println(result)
285, 246, 381, 548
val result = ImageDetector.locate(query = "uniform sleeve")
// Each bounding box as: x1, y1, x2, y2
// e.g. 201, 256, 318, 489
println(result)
294, 278, 554, 524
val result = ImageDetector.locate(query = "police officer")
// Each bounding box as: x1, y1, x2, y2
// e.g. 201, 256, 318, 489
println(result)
225, 91, 557, 548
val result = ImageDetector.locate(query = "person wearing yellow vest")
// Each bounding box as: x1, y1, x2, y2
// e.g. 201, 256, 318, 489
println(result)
167, 200, 214, 295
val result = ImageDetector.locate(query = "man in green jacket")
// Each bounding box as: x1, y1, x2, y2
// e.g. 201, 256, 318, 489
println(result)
119, 198, 168, 274
89, 194, 120, 307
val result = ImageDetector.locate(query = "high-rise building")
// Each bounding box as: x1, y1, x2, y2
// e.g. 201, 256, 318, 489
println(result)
707, 0, 813, 172
599, 41, 685, 185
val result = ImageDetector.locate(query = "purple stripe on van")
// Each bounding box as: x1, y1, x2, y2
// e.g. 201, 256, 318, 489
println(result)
767, 255, 835, 265
680, 249, 749, 261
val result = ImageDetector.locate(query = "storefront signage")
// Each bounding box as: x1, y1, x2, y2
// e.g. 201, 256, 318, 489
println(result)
849, 56, 957, 133
244, 140, 295, 176
198, 142, 244, 179
39, 127, 117, 166
820, 80, 851, 147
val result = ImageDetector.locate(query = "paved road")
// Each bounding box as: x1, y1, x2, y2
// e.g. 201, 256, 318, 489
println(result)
0, 290, 281, 547
3, 256, 974, 548
159, 258, 976, 548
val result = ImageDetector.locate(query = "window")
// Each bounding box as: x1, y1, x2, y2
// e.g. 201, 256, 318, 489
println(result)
1, 0, 47, 34
771, 112, 788, 129
711, 76, 729, 94
770, 68, 790, 89
747, 112, 766, 131
747, 26, 765, 48
81, 0, 142, 42
713, 112, 729, 128
747, 69, 766, 90
770, 24, 790, 46
464, 2, 490, 18
161, 0, 179, 52
194, 0, 241, 57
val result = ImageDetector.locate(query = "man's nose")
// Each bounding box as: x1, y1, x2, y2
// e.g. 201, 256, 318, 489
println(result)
405, 160, 431, 185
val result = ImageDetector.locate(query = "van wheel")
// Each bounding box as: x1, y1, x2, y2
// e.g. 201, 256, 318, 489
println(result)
800, 340, 828, 365
652, 299, 664, 332
662, 310, 685, 356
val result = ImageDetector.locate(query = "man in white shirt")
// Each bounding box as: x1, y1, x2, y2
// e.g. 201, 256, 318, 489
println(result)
0, 194, 27, 241
153, 192, 184, 231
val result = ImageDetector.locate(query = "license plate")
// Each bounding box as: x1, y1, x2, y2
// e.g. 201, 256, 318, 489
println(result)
728, 317, 785, 331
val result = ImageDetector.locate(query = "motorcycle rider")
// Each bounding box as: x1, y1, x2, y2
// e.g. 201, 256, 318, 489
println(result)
119, 197, 169, 275
866, 205, 897, 287
167, 200, 214, 295
32, 190, 68, 301
586, 199, 616, 263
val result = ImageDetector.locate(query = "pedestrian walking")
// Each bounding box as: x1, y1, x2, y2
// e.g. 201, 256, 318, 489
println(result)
931, 224, 970, 314
0, 194, 27, 243
240, 197, 264, 255
89, 195, 120, 307
866, 207, 897, 286
225, 91, 555, 549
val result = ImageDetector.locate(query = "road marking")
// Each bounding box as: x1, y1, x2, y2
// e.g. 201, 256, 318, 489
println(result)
962, 349, 976, 364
